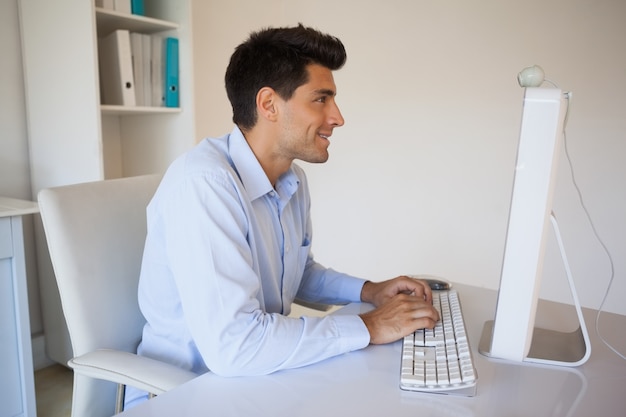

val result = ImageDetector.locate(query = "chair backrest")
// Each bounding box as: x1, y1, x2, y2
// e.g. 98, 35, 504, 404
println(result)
38, 174, 161, 358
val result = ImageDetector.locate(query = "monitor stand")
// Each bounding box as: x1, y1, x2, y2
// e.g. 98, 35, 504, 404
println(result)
479, 212, 592, 366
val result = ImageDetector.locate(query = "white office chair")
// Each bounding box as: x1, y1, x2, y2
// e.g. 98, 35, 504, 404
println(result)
38, 175, 197, 417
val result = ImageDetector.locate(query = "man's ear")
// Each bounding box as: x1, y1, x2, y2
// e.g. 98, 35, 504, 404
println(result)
256, 87, 279, 122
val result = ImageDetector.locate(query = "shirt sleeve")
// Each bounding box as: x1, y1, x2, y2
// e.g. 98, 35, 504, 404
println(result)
160, 172, 370, 377
297, 262, 367, 305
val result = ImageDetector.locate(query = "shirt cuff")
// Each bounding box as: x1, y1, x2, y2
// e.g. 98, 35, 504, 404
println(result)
338, 275, 368, 303
331, 313, 371, 351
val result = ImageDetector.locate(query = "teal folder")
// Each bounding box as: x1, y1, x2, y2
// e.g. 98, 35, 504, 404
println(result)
164, 37, 179, 108
131, 0, 144, 15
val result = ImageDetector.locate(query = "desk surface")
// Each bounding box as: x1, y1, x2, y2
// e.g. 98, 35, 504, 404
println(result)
0, 197, 38, 218
119, 284, 626, 417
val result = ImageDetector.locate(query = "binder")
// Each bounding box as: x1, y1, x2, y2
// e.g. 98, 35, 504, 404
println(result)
130, 33, 152, 106
130, 32, 144, 105
141, 34, 152, 105
131, 0, 145, 15
95, 0, 114, 9
164, 37, 179, 108
151, 35, 164, 106
113, 0, 131, 14
98, 29, 136, 106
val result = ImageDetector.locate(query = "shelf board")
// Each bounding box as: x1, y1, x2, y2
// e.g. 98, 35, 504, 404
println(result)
96, 8, 178, 36
101, 105, 181, 116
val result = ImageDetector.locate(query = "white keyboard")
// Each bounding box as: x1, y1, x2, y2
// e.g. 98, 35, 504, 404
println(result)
400, 288, 477, 396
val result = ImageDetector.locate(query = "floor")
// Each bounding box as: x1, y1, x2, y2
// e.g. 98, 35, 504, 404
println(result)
35, 364, 73, 417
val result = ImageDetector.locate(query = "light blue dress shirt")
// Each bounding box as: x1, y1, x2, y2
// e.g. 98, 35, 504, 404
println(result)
136, 126, 370, 381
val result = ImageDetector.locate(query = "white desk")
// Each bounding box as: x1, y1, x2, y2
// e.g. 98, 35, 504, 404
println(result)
0, 197, 38, 417
118, 284, 626, 417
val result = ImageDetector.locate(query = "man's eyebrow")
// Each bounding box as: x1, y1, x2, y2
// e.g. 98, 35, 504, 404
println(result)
313, 88, 336, 97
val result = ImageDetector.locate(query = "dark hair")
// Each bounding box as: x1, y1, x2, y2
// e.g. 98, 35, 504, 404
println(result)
225, 24, 347, 131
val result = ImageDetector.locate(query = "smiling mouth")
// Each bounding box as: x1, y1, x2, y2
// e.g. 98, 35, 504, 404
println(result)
319, 133, 330, 140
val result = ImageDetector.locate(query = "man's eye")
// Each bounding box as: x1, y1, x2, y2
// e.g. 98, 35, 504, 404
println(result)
316, 97, 327, 103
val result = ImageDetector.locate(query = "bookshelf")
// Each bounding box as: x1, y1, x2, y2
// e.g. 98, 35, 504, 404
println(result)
95, 7, 178, 35
19, 0, 197, 366
101, 104, 180, 115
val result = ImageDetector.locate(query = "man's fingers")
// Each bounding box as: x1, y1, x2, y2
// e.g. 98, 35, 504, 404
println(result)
359, 293, 441, 344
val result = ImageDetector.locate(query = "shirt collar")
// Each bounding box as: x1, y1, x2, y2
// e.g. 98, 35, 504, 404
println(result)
228, 126, 300, 201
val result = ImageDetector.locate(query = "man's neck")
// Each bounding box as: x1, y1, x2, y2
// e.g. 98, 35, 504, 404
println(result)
240, 127, 292, 187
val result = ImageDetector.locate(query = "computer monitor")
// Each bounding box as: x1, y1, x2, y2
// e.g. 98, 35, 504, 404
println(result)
478, 87, 591, 367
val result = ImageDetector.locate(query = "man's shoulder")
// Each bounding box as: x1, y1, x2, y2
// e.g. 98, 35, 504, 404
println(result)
171, 135, 232, 176
188, 135, 230, 165
151, 135, 236, 195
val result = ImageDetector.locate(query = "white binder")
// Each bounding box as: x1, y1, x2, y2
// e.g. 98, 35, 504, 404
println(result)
98, 29, 136, 106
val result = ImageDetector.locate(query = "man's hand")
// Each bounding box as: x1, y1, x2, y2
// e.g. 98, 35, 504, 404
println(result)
359, 276, 439, 345
360, 276, 433, 307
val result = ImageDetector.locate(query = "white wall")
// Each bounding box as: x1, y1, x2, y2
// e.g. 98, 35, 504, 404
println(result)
193, 0, 626, 316
1, 0, 43, 338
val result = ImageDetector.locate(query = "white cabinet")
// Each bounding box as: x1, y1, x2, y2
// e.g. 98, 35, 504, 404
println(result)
0, 198, 39, 417
19, 0, 197, 365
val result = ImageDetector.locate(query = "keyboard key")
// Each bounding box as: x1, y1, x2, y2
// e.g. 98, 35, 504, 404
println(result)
401, 374, 424, 385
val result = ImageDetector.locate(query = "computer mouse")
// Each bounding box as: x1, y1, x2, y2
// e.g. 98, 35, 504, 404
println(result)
424, 278, 451, 291
410, 275, 451, 291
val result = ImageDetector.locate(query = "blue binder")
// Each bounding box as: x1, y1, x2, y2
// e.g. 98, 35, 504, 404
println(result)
164, 37, 179, 108
131, 0, 144, 15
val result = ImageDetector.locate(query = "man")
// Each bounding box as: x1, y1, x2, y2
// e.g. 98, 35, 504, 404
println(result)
132, 24, 438, 400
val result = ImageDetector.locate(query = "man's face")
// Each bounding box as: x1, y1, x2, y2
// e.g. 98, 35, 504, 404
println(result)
275, 64, 345, 164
